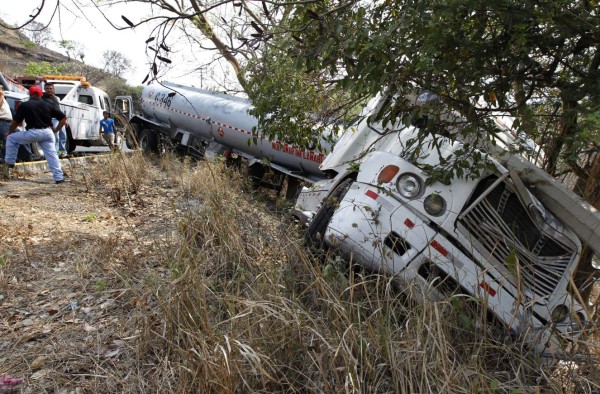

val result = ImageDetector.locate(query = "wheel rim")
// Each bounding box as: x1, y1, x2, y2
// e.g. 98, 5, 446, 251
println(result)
139, 135, 148, 150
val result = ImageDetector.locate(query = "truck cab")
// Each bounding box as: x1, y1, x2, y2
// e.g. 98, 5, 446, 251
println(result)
296, 93, 593, 358
45, 76, 111, 151
14, 75, 132, 155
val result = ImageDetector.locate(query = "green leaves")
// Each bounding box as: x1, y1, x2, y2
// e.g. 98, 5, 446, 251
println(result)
23, 61, 66, 76
241, 0, 600, 185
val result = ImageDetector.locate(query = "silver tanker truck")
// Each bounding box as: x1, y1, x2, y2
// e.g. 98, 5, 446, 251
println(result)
125, 81, 334, 198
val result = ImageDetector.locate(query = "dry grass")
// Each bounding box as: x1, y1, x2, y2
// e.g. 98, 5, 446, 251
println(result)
1, 152, 599, 393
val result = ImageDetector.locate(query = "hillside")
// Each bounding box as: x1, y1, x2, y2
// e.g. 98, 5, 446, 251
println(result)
0, 20, 118, 88
0, 21, 72, 76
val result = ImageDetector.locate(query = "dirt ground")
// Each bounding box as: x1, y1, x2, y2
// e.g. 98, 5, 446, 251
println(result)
1, 158, 599, 393
0, 161, 182, 393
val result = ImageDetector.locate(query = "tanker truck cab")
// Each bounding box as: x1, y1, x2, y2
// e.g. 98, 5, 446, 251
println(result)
297, 93, 590, 358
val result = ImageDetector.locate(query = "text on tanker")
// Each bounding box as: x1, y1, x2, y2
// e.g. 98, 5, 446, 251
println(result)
271, 141, 325, 164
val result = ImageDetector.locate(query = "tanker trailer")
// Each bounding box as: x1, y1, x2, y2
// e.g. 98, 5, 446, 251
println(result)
128, 81, 334, 197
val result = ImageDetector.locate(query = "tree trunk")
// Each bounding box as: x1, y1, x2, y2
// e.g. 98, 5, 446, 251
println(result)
545, 99, 578, 176
574, 151, 600, 302
189, 2, 248, 91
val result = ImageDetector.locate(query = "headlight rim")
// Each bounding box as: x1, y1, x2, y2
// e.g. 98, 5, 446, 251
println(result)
423, 193, 447, 217
396, 172, 424, 200
551, 304, 569, 323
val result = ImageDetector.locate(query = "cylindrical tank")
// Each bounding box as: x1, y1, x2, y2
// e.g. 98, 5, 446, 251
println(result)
141, 81, 332, 178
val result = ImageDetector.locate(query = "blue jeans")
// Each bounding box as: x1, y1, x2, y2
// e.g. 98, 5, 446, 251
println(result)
5, 127, 63, 181
51, 118, 67, 154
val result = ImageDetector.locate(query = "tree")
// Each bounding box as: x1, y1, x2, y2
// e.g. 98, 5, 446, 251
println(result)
23, 61, 66, 76
21, 21, 53, 47
109, 0, 268, 90
103, 78, 143, 110
58, 39, 85, 62
101, 50, 133, 78
250, 0, 600, 298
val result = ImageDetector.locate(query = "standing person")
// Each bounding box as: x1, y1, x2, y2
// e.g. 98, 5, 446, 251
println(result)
3, 86, 66, 184
99, 111, 116, 151
43, 82, 68, 158
0, 85, 13, 159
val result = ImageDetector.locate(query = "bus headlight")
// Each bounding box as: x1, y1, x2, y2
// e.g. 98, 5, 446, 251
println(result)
424, 194, 447, 216
396, 173, 422, 199
551, 305, 569, 322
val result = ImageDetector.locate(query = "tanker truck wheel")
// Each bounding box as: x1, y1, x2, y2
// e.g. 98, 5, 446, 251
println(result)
305, 178, 353, 248
139, 129, 158, 152
125, 129, 137, 150
247, 164, 266, 188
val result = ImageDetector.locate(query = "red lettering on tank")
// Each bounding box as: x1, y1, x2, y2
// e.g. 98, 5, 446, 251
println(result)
268, 140, 324, 164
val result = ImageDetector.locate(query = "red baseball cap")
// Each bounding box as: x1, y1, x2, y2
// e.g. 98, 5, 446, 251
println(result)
29, 85, 43, 96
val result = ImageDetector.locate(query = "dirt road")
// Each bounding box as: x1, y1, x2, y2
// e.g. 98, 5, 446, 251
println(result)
0, 158, 181, 392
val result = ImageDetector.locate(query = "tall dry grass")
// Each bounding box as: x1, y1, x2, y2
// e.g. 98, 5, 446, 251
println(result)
109, 155, 599, 393
72, 153, 600, 393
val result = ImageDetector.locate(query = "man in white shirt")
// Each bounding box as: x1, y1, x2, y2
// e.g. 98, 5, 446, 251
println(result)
0, 85, 13, 159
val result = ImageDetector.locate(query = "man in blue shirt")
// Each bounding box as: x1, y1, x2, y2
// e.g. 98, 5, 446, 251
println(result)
99, 111, 116, 151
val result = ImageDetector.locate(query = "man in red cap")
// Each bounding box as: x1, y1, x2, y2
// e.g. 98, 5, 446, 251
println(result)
2, 85, 67, 183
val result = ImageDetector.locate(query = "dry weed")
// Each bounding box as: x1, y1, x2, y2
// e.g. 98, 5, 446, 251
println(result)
1, 153, 598, 393
134, 157, 600, 393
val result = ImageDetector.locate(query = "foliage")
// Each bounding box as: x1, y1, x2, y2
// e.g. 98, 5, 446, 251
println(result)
241, 0, 600, 183
18, 40, 36, 49
101, 50, 133, 78
58, 39, 85, 62
82, 213, 97, 222
2, 154, 597, 392
244, 44, 361, 148
103, 78, 143, 111
21, 61, 108, 86
283, 1, 598, 115
20, 21, 53, 47
143, 157, 599, 393
23, 61, 66, 76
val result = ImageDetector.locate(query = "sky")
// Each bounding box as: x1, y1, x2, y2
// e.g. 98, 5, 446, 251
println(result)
0, 0, 212, 86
